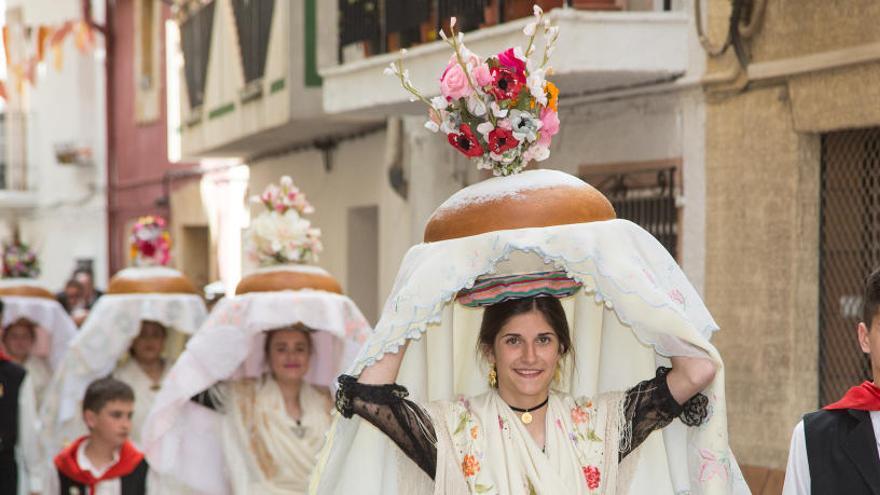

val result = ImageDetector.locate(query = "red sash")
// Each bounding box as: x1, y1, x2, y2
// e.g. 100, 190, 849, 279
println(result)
54, 436, 144, 494
824, 381, 880, 411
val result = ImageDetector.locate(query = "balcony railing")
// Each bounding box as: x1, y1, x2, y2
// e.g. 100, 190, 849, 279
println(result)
337, 0, 672, 63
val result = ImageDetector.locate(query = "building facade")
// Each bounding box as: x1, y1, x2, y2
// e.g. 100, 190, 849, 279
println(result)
701, 0, 880, 492
1, 0, 109, 289
106, 0, 211, 289
173, 0, 708, 327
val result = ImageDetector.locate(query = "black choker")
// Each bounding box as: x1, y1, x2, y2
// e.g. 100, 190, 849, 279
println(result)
507, 396, 549, 424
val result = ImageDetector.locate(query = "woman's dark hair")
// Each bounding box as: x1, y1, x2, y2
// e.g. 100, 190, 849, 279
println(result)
264, 323, 314, 357
129, 320, 168, 357
140, 320, 168, 337
478, 296, 573, 358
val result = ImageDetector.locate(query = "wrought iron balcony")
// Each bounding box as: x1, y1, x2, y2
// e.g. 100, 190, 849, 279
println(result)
323, 2, 688, 116
337, 0, 672, 63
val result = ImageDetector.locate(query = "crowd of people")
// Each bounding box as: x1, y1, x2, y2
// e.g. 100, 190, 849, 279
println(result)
54, 267, 103, 327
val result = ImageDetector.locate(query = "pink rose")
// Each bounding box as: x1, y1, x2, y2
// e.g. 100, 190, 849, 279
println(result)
440, 60, 473, 100
497, 47, 526, 76
472, 62, 492, 86
537, 108, 560, 147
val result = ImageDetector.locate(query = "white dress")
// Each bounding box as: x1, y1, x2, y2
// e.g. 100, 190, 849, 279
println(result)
113, 359, 167, 447
22, 356, 51, 410
219, 378, 331, 495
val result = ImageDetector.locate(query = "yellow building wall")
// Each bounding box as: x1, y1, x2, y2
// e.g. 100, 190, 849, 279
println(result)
704, 0, 880, 471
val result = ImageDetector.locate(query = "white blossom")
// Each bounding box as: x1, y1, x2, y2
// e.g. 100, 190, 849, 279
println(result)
509, 109, 543, 143
476, 121, 495, 137
527, 69, 548, 106
467, 95, 487, 116
490, 102, 508, 118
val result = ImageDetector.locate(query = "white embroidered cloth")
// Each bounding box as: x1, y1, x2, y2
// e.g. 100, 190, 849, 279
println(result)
142, 289, 372, 495
0, 295, 77, 369
312, 219, 750, 494
39, 293, 207, 456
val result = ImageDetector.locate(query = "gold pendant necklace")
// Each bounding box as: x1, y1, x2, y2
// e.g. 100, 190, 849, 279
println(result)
508, 396, 549, 425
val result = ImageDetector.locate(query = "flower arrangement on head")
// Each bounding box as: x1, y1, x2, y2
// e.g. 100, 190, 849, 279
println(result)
247, 176, 323, 266
130, 216, 172, 267
1, 239, 40, 278
385, 5, 560, 177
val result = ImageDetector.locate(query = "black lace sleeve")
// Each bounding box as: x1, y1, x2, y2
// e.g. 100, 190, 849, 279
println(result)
619, 367, 709, 461
336, 375, 438, 479
191, 385, 223, 411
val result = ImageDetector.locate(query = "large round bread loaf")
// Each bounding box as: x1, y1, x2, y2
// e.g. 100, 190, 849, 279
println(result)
0, 282, 55, 299
236, 265, 342, 295
107, 267, 198, 295
424, 169, 616, 242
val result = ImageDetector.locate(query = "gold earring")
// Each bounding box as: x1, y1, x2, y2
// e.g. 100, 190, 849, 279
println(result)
553, 364, 562, 384
488, 365, 497, 388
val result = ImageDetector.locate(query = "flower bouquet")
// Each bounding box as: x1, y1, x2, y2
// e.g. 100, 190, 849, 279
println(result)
1, 240, 40, 278
385, 5, 560, 176
130, 216, 172, 266
247, 176, 323, 266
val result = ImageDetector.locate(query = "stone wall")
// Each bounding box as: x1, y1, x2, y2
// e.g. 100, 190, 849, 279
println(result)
703, 0, 880, 470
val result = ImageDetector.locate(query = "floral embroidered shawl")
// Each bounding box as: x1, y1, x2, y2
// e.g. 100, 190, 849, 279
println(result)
429, 390, 623, 495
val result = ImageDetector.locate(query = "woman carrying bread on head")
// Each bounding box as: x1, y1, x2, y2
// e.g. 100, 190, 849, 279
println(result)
311, 8, 748, 495
141, 177, 371, 495
40, 216, 207, 455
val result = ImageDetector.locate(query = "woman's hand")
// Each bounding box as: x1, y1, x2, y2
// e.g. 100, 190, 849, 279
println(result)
666, 356, 717, 405
357, 341, 409, 385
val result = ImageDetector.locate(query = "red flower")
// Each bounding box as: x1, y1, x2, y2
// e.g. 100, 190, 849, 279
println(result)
583, 465, 601, 490
497, 47, 526, 76
447, 124, 484, 157
139, 241, 156, 257
489, 66, 525, 101
487, 127, 519, 154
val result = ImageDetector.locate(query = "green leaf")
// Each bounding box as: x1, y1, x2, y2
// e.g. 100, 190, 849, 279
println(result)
475, 484, 494, 493
587, 429, 603, 442
453, 413, 469, 436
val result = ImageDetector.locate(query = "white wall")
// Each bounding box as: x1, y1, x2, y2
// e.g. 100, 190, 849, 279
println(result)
248, 130, 405, 322
6, 0, 108, 289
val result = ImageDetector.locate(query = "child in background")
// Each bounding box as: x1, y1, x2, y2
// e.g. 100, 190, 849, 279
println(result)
47, 377, 150, 495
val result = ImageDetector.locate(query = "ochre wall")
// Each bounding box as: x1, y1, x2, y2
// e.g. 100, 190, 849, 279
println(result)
703, 0, 880, 471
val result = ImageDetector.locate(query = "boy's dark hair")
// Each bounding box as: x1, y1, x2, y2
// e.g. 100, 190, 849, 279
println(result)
864, 268, 880, 329
82, 377, 134, 413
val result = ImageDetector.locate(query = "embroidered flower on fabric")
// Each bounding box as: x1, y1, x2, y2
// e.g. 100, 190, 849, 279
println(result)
582, 465, 601, 490
462, 454, 481, 477
668, 288, 686, 307
698, 449, 730, 483
470, 425, 479, 440
571, 405, 590, 425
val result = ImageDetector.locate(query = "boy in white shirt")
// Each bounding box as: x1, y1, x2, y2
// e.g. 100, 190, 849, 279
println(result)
47, 377, 149, 495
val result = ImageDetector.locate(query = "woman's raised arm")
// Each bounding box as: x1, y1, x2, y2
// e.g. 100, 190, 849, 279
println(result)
357, 341, 408, 385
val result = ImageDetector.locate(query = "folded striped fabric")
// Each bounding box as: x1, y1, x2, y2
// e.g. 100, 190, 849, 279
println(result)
456, 271, 582, 307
